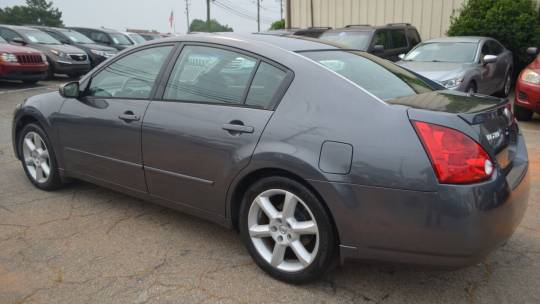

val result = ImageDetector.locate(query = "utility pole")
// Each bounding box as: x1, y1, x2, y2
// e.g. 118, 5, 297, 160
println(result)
185, 0, 190, 33
257, 0, 260, 32
280, 0, 283, 20
206, 0, 211, 25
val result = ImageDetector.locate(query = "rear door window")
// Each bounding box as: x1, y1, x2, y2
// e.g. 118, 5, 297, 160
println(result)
0, 28, 23, 41
407, 29, 421, 47
245, 62, 287, 109
390, 29, 408, 49
164, 45, 258, 105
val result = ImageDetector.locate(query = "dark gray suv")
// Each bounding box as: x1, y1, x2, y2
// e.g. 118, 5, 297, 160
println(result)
12, 34, 529, 283
320, 23, 421, 61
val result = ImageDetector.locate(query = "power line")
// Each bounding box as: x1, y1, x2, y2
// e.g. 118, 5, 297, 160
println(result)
214, 0, 275, 23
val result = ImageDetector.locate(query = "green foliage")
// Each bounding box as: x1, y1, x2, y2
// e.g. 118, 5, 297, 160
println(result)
0, 0, 63, 27
189, 19, 233, 33
270, 19, 285, 30
447, 0, 540, 69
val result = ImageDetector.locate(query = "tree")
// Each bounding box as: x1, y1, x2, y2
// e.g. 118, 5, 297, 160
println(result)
270, 19, 285, 30
447, 0, 540, 70
0, 0, 63, 27
189, 19, 233, 33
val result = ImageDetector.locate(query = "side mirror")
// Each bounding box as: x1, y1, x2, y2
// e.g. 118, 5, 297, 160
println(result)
372, 44, 385, 54
527, 47, 539, 56
398, 54, 405, 60
59, 81, 80, 98
11, 37, 26, 45
483, 54, 498, 64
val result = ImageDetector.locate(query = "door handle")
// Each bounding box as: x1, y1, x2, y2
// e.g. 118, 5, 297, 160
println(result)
222, 122, 254, 134
118, 111, 140, 122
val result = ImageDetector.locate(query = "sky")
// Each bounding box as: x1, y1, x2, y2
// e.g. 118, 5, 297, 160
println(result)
0, 0, 284, 33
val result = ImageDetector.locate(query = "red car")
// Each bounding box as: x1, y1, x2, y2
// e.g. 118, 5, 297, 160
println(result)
0, 36, 48, 84
515, 47, 540, 120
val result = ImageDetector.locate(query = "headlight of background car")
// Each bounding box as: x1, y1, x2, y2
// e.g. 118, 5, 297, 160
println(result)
0, 52, 18, 62
50, 49, 66, 57
521, 69, 540, 85
441, 78, 464, 89
90, 49, 107, 57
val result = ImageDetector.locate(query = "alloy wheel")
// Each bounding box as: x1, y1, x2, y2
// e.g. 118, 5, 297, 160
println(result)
247, 189, 319, 272
22, 131, 51, 184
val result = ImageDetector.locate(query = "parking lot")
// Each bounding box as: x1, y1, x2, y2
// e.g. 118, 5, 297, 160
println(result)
0, 80, 539, 304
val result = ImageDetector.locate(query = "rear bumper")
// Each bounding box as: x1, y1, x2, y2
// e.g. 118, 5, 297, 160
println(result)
312, 134, 530, 267
515, 79, 540, 111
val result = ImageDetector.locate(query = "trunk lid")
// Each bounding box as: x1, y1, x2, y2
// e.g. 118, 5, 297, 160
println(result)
394, 90, 518, 174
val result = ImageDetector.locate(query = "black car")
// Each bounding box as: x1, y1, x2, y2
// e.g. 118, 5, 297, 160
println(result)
31, 26, 118, 68
319, 23, 421, 61
0, 24, 91, 78
68, 27, 133, 51
258, 27, 332, 38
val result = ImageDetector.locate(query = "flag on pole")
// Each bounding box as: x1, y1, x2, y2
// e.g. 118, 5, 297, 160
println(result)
169, 10, 175, 32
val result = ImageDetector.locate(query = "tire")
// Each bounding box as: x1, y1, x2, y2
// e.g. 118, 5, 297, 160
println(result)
514, 104, 533, 121
22, 79, 39, 85
239, 176, 336, 284
497, 72, 513, 97
465, 81, 477, 94
46, 68, 55, 80
17, 123, 63, 191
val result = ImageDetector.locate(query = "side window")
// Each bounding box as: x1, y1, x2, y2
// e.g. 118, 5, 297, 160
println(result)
390, 29, 408, 49
373, 30, 390, 48
481, 43, 490, 58
47, 31, 68, 44
0, 29, 22, 41
88, 46, 173, 99
90, 31, 109, 44
245, 62, 287, 109
488, 41, 503, 55
407, 29, 421, 47
164, 45, 257, 105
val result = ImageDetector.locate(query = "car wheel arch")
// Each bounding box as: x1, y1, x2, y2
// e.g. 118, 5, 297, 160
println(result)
227, 167, 341, 245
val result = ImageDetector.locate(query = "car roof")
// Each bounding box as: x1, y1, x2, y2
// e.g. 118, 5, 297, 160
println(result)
156, 33, 340, 52
0, 24, 41, 31
324, 23, 416, 33
30, 26, 75, 33
69, 27, 122, 34
423, 36, 489, 43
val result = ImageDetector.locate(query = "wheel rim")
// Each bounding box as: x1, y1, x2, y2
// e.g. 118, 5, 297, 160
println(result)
248, 189, 319, 272
468, 86, 476, 94
22, 131, 51, 183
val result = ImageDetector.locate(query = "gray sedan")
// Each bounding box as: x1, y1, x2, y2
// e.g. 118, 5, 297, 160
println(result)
12, 34, 529, 283
397, 37, 513, 96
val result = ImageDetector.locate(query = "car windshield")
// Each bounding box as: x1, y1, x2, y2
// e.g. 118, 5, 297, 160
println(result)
109, 33, 133, 45
404, 42, 478, 63
20, 29, 61, 45
128, 33, 146, 44
301, 50, 434, 101
64, 30, 94, 44
0, 36, 6, 43
320, 31, 371, 50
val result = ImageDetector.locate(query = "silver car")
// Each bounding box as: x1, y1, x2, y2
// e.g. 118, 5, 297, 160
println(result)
397, 37, 513, 96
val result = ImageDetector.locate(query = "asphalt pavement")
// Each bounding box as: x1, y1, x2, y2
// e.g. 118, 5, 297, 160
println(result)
0, 80, 539, 304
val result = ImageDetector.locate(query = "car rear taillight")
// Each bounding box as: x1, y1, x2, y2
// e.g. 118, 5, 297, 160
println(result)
412, 121, 494, 184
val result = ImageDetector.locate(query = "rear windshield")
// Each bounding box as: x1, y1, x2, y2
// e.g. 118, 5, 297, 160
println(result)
20, 29, 61, 45
404, 42, 478, 63
128, 33, 146, 44
320, 31, 371, 50
109, 33, 132, 45
301, 50, 434, 101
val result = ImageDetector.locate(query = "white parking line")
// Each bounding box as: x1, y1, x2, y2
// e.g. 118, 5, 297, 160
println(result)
0, 85, 57, 95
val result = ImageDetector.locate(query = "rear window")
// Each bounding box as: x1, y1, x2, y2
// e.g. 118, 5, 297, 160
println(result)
301, 50, 433, 101
320, 31, 371, 50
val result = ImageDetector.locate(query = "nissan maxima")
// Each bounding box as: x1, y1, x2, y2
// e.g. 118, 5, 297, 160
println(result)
12, 34, 529, 283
